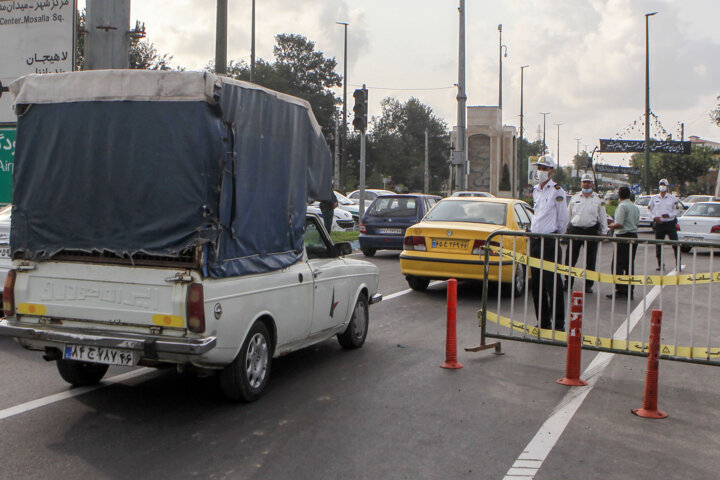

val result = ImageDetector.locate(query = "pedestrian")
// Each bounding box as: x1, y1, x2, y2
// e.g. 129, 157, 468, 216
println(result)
529, 155, 569, 331
608, 186, 640, 298
564, 172, 608, 293
648, 178, 680, 271
319, 191, 338, 234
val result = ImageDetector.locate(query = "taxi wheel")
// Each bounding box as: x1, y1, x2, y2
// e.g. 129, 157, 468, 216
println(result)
56, 359, 109, 387
362, 248, 376, 257
512, 264, 526, 296
407, 275, 429, 292
337, 294, 369, 349
220, 322, 273, 402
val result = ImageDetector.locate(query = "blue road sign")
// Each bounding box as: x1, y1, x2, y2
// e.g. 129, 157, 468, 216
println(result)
631, 184, 642, 194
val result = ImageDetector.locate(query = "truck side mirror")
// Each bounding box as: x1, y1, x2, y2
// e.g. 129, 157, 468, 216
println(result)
334, 241, 352, 257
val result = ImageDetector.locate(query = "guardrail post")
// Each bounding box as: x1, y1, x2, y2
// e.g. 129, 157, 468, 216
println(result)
632, 309, 667, 419
441, 279, 463, 369
557, 291, 588, 386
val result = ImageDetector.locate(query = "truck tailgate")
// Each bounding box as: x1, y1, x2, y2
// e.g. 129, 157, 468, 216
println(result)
13, 262, 190, 331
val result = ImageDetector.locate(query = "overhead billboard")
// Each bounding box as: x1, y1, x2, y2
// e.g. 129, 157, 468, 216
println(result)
0, 0, 76, 123
599, 139, 691, 155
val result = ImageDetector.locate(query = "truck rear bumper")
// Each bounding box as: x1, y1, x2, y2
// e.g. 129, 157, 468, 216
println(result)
0, 319, 216, 356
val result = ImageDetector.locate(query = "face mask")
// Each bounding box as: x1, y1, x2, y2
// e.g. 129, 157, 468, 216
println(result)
533, 170, 550, 184
582, 188, 593, 194
659, 185, 667, 192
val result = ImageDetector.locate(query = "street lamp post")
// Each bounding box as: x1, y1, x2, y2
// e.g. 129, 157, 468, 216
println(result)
498, 24, 507, 109
644, 12, 658, 194
540, 112, 550, 155
336, 21, 349, 192
518, 65, 529, 198
250, 0, 255, 81
456, 0, 468, 191
554, 122, 563, 166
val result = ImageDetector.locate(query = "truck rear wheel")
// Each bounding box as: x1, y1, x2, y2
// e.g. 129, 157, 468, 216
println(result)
220, 322, 273, 402
337, 293, 369, 349
56, 359, 109, 387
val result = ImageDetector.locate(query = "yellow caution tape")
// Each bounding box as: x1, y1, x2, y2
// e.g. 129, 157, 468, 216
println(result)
481, 310, 720, 361
486, 244, 720, 286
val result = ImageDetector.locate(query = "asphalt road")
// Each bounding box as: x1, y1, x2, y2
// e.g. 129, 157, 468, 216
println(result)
1, 230, 719, 480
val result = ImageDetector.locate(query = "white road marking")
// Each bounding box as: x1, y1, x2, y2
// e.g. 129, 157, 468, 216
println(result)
381, 281, 444, 301
0, 368, 155, 421
503, 267, 682, 479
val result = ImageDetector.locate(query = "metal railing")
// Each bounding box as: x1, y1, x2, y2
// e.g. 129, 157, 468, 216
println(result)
473, 231, 720, 366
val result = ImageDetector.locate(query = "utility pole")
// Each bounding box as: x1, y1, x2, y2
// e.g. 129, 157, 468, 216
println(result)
424, 129, 429, 194
334, 110, 340, 191
644, 12, 658, 194
215, 0, 227, 74
540, 112, 550, 155
86, 0, 132, 70
518, 65, 529, 198
554, 122, 563, 166
337, 22, 349, 192
575, 138, 581, 156
250, 0, 255, 81
455, 0, 468, 191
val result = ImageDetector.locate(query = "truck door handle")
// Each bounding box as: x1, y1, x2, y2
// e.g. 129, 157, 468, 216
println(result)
313, 270, 322, 279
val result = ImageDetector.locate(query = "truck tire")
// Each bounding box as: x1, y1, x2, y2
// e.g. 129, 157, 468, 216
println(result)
220, 322, 273, 402
406, 275, 429, 292
337, 293, 369, 349
56, 359, 109, 387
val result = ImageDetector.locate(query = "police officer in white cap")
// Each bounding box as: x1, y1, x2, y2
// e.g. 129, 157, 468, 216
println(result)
529, 155, 569, 331
564, 172, 608, 293
648, 178, 680, 271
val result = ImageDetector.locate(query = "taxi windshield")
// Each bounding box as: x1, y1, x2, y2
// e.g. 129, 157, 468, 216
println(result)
424, 200, 507, 225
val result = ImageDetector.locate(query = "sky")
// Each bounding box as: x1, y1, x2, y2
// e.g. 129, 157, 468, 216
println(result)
79, 0, 720, 168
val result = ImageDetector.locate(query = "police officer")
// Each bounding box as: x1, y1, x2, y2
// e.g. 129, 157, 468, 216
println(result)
530, 155, 569, 331
648, 178, 680, 271
564, 173, 608, 293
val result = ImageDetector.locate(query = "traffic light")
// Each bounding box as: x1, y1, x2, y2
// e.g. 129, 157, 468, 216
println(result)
352, 88, 368, 132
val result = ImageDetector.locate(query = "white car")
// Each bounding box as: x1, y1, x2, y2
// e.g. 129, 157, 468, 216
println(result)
677, 201, 720, 252
634, 195, 653, 227
346, 189, 394, 207
0, 204, 11, 295
307, 205, 355, 231
333, 191, 360, 225
450, 191, 495, 198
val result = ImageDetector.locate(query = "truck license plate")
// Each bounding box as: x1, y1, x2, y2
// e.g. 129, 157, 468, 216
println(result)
64, 345, 135, 366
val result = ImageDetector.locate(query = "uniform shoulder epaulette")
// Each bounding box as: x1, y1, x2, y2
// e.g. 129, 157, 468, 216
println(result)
554, 184, 561, 190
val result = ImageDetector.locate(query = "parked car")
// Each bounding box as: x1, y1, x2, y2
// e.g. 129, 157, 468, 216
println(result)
307, 204, 355, 231
399, 197, 534, 295
634, 195, 653, 227
359, 194, 441, 256
346, 189, 395, 209
681, 195, 714, 210
334, 191, 361, 225
450, 191, 495, 198
677, 201, 720, 252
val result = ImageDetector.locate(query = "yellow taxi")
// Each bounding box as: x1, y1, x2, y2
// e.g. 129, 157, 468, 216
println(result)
399, 197, 533, 294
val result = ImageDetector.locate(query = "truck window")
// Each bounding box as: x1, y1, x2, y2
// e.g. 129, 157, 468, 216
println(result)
305, 218, 331, 259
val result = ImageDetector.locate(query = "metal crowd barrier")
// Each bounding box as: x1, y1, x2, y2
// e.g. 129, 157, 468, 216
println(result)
473, 231, 720, 366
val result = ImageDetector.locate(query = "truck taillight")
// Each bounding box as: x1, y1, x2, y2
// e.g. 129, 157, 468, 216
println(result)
359, 224, 366, 233
403, 236, 426, 251
711, 225, 720, 234
3, 270, 16, 317
186, 283, 205, 333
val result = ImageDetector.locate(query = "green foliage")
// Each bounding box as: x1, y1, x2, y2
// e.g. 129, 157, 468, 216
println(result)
629, 145, 716, 195
343, 97, 449, 193
330, 231, 359, 243
222, 34, 341, 145
712, 96, 720, 126
572, 151, 592, 170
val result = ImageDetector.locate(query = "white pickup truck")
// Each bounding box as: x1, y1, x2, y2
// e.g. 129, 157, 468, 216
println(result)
0, 70, 381, 402
1, 213, 380, 401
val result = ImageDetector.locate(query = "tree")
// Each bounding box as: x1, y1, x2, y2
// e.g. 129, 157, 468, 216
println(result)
222, 34, 341, 146
712, 96, 720, 127
572, 151, 592, 170
352, 97, 449, 193
629, 146, 716, 195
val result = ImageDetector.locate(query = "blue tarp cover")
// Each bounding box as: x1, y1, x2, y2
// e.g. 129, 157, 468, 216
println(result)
9, 70, 333, 277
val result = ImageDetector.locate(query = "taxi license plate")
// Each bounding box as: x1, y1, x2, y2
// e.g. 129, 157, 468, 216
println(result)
63, 345, 135, 366
378, 228, 402, 234
431, 239, 468, 250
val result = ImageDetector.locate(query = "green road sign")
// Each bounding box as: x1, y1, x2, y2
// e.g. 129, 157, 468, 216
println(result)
0, 127, 15, 205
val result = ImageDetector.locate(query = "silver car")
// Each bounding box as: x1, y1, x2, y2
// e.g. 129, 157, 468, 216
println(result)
634, 195, 653, 227
677, 201, 720, 252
